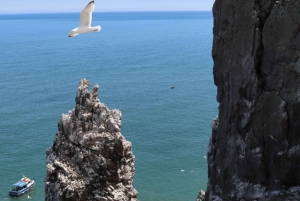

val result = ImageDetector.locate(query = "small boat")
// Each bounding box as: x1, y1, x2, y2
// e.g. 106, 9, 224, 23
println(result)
9, 176, 35, 197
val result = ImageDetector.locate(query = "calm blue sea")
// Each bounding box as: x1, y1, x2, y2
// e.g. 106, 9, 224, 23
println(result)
0, 12, 216, 201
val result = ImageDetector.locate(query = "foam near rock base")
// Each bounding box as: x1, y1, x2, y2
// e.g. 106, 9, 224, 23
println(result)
45, 79, 138, 201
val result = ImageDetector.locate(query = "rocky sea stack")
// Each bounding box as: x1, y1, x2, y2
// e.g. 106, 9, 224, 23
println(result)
204, 0, 300, 200
45, 79, 138, 201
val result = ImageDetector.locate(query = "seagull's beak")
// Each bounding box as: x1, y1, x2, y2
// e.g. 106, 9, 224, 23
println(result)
68, 30, 74, 37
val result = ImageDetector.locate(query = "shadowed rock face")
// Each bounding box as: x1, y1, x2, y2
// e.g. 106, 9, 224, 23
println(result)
205, 0, 300, 200
45, 79, 138, 201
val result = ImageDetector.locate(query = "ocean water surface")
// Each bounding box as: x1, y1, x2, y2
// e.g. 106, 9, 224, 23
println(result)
0, 11, 217, 201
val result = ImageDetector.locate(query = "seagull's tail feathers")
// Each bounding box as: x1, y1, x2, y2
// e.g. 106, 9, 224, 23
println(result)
92, 25, 101, 32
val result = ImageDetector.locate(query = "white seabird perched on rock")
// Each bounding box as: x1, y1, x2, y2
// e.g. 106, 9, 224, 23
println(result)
68, 0, 101, 37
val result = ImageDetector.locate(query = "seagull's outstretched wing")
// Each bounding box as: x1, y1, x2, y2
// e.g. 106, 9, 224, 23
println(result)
79, 0, 95, 27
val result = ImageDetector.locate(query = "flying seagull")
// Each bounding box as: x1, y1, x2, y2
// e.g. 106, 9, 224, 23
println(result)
68, 0, 101, 37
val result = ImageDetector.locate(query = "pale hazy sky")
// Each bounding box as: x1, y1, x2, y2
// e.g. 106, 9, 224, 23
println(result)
0, 0, 215, 14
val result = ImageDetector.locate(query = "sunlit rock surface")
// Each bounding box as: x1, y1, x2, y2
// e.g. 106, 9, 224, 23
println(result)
45, 79, 138, 201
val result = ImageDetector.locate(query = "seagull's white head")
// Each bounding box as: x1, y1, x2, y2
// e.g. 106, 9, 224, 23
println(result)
68, 28, 79, 37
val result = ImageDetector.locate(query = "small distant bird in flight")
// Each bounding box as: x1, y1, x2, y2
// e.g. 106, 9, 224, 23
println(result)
68, 0, 101, 37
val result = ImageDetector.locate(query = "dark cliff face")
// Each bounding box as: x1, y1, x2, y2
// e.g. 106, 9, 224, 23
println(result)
45, 79, 137, 201
206, 0, 300, 200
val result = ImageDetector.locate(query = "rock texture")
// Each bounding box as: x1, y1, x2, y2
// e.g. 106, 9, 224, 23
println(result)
196, 190, 205, 201
205, 0, 300, 200
45, 79, 138, 201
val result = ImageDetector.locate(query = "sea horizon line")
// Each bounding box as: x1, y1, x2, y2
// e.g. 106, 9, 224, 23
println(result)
0, 10, 212, 16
